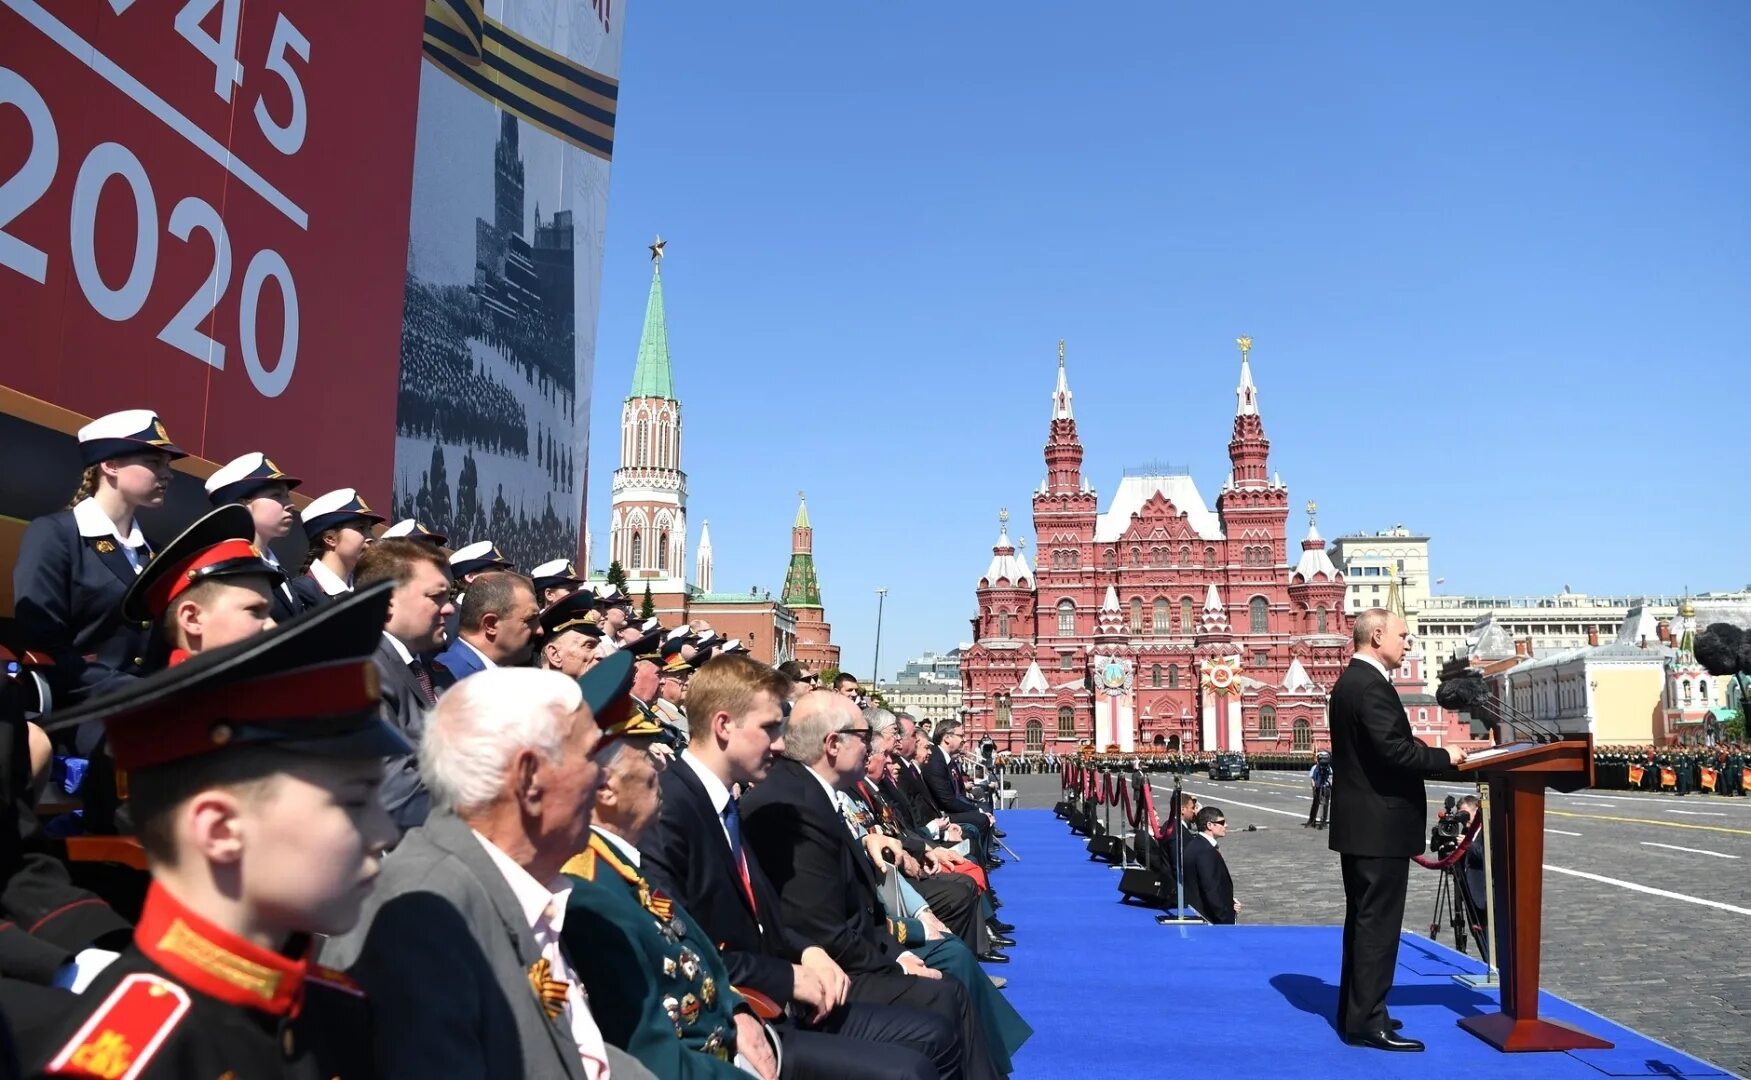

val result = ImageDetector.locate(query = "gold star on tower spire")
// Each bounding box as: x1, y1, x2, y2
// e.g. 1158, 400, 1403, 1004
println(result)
1237, 335, 1252, 358
648, 235, 666, 263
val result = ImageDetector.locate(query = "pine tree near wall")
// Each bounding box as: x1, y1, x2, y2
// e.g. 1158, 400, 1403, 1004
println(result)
606, 560, 628, 590
641, 583, 656, 620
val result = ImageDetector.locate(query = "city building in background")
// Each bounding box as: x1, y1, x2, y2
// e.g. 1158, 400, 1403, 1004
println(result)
960, 338, 1354, 755
1329, 528, 1430, 624
894, 649, 966, 686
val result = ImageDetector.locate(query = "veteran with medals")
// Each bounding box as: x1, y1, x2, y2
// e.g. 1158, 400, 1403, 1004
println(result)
561, 677, 779, 1078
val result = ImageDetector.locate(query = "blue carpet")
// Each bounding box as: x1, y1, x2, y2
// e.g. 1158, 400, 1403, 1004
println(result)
994, 809, 1736, 1079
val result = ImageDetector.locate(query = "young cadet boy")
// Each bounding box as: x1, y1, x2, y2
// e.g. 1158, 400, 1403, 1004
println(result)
22, 583, 406, 1078
122, 505, 286, 668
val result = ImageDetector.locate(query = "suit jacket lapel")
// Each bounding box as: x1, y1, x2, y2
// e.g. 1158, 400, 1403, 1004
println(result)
674, 762, 762, 923
792, 763, 883, 898
419, 813, 585, 1077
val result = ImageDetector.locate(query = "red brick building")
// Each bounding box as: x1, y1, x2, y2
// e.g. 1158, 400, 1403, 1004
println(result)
961, 338, 1354, 755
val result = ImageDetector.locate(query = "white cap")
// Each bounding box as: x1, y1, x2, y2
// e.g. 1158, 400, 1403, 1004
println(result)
530, 558, 579, 580
206, 453, 266, 495
303, 488, 363, 520
383, 519, 418, 538
78, 409, 158, 443
450, 540, 498, 564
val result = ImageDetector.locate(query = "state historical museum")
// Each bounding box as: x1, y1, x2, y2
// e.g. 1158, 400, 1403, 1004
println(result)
962, 339, 1352, 755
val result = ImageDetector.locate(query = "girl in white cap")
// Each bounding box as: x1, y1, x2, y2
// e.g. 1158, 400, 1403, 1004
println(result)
12, 409, 185, 710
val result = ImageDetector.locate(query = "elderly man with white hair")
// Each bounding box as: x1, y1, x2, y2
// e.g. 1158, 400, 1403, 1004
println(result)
322, 656, 656, 1079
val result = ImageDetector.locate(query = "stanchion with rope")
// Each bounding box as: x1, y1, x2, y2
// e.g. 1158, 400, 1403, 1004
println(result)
1088, 769, 1126, 862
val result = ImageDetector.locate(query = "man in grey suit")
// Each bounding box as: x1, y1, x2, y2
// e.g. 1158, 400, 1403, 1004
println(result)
1328, 608, 1466, 1053
323, 652, 656, 1078
353, 538, 457, 832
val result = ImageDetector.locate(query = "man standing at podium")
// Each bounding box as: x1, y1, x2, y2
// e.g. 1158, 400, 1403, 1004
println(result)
1329, 609, 1467, 1052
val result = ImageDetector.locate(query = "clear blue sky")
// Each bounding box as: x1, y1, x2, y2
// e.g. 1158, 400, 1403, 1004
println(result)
588, 2, 1751, 681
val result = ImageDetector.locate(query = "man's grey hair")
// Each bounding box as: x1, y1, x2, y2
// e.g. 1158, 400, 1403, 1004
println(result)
783, 691, 855, 765
420, 668, 582, 815
933, 718, 962, 744
864, 707, 898, 737
1353, 607, 1394, 649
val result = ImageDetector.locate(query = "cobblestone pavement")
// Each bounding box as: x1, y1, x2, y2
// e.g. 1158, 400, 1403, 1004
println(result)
1000, 770, 1751, 1077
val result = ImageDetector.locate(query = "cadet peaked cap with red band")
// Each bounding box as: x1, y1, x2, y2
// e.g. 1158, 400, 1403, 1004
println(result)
44, 581, 410, 771
123, 506, 284, 623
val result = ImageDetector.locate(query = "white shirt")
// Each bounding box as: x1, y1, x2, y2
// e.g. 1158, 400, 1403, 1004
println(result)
472, 831, 611, 1080
381, 632, 414, 665
1354, 652, 1392, 682
308, 559, 351, 596
805, 765, 843, 813
72, 498, 147, 572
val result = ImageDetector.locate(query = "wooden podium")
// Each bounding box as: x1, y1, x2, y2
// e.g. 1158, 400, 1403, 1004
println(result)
1452, 738, 1613, 1052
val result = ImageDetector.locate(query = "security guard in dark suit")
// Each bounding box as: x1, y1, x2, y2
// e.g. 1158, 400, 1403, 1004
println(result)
561, 690, 765, 1079
18, 583, 406, 1079
12, 410, 185, 717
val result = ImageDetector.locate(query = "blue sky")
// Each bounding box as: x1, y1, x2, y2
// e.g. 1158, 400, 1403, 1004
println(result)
587, 2, 1751, 681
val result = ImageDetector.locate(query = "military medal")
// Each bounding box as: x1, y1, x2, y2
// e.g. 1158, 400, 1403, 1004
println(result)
662, 956, 676, 977
701, 974, 717, 1007
662, 994, 682, 1036
678, 946, 700, 981
680, 993, 701, 1025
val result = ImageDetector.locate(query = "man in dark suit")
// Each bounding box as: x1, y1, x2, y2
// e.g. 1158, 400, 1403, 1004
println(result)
1180, 805, 1237, 924
741, 692, 1001, 1080
897, 717, 993, 866
353, 539, 457, 832
638, 655, 956, 1079
1328, 608, 1466, 1052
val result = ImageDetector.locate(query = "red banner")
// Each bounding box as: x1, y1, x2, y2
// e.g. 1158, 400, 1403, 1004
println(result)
1700, 767, 1717, 793
1659, 767, 1677, 790
1628, 764, 1645, 786
0, 0, 425, 503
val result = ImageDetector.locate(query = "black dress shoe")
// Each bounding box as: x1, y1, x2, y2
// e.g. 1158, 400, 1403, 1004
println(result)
1344, 1030, 1423, 1052
992, 829, 1008, 838
987, 935, 1016, 948
988, 919, 1016, 933
976, 950, 1011, 964
1389, 1020, 1404, 1032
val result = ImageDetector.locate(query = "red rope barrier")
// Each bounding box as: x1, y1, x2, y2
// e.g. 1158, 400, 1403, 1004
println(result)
1410, 814, 1484, 870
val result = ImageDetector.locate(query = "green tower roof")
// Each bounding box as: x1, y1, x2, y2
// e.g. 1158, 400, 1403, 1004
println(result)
782, 552, 822, 610
628, 243, 675, 401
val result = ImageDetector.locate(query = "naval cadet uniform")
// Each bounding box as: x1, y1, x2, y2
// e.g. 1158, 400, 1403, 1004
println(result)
11, 410, 189, 713
287, 489, 383, 611
203, 452, 305, 624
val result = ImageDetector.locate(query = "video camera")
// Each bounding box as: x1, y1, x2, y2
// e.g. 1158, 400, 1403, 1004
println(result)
1429, 795, 1467, 858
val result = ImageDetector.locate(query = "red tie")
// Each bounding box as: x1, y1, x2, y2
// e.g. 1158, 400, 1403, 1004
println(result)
722, 798, 758, 916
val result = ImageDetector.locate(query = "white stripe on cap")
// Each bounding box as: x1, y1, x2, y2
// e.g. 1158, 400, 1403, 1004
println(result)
450, 540, 498, 564
77, 409, 158, 442
303, 488, 362, 519
205, 452, 269, 495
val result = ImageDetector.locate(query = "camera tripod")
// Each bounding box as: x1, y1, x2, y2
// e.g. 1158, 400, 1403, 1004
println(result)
1427, 859, 1485, 961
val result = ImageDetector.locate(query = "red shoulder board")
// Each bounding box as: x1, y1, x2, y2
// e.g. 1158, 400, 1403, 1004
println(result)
307, 964, 365, 997
45, 972, 191, 1079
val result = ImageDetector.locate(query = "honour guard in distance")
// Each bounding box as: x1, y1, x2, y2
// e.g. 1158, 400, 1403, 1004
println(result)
203, 452, 305, 623
12, 410, 186, 718
561, 657, 776, 1078
123, 505, 286, 669
19, 583, 406, 1079
288, 489, 384, 610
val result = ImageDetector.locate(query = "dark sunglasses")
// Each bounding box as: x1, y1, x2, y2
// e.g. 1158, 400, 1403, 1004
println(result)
1208, 819, 1227, 826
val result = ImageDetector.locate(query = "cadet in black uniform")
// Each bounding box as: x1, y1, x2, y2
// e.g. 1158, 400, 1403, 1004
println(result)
22, 583, 406, 1079
203, 452, 304, 624
12, 410, 185, 715
287, 489, 383, 611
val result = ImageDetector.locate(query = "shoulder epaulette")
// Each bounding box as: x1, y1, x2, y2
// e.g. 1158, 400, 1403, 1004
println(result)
45, 972, 191, 1078
561, 848, 599, 882
307, 964, 364, 997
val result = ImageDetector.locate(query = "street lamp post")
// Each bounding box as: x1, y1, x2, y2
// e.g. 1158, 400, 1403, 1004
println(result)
872, 588, 888, 698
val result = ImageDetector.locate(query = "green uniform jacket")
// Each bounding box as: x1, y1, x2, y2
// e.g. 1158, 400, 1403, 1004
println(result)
561, 829, 749, 1080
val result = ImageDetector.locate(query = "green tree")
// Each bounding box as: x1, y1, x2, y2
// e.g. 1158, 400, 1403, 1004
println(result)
1721, 711, 1746, 743
640, 583, 656, 620
606, 560, 628, 590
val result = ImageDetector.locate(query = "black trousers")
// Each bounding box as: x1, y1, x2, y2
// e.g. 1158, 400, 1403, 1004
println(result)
914, 872, 988, 953
849, 969, 1000, 1080
1337, 853, 1409, 1036
783, 999, 947, 1080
